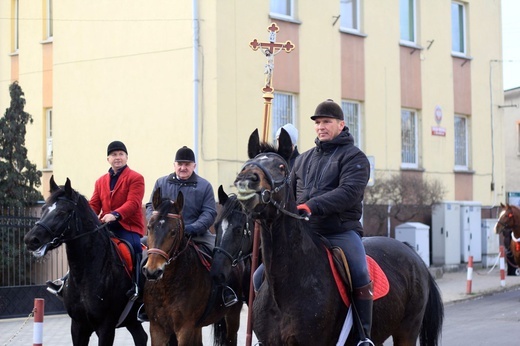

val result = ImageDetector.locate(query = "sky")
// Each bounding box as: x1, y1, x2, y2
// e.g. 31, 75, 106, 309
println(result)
502, 0, 520, 90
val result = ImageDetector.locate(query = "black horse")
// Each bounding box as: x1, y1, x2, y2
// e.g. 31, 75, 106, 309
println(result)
234, 129, 444, 346
210, 185, 253, 307
24, 176, 147, 346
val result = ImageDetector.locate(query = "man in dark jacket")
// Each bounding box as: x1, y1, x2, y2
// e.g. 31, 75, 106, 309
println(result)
291, 99, 372, 346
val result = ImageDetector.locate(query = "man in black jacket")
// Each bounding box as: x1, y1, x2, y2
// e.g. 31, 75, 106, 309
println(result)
291, 99, 373, 346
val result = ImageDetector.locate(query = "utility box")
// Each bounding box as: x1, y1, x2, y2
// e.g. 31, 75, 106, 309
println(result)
481, 218, 500, 267
432, 202, 461, 265
460, 201, 482, 263
395, 222, 430, 267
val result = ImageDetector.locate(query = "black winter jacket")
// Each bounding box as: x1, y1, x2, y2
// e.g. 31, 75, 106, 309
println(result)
291, 127, 370, 235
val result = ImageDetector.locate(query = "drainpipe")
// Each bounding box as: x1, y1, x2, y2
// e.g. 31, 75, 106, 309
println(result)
193, 0, 200, 169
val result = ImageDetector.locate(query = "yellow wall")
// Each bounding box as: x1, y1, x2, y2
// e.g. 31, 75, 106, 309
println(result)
0, 0, 506, 208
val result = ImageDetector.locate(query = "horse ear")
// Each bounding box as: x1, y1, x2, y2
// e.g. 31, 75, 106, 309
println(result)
218, 185, 228, 205
176, 191, 184, 212
50, 175, 59, 193
500, 203, 505, 208
277, 128, 293, 162
152, 188, 162, 210
247, 129, 261, 159
64, 178, 72, 197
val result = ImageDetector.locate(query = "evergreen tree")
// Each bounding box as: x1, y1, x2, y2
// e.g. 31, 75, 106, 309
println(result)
0, 81, 43, 207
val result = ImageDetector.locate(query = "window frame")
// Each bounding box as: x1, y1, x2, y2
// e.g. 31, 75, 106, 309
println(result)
399, 0, 416, 44
271, 92, 297, 144
342, 100, 362, 148
340, 0, 360, 33
13, 0, 20, 52
270, 0, 295, 20
401, 108, 419, 169
451, 1, 467, 56
454, 114, 469, 170
46, 0, 53, 40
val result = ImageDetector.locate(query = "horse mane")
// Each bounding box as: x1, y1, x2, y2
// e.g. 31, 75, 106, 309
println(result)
48, 184, 99, 222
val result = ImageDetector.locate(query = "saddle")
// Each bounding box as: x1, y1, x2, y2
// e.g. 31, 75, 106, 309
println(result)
327, 246, 389, 307
110, 236, 147, 279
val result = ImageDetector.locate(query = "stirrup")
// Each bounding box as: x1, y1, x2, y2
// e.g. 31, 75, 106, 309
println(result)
137, 304, 149, 322
126, 283, 139, 301
46, 279, 64, 296
222, 286, 239, 307
357, 338, 375, 346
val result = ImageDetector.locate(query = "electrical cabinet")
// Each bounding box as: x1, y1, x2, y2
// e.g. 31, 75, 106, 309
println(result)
432, 202, 461, 265
395, 222, 430, 267
460, 202, 482, 263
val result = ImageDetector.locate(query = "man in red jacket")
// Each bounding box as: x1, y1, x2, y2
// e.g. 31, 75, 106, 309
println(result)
47, 141, 146, 299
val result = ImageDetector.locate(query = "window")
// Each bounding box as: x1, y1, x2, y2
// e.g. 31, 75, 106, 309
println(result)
342, 100, 362, 147
13, 0, 19, 51
400, 0, 415, 43
46, 109, 53, 168
454, 114, 468, 169
270, 0, 294, 18
401, 109, 419, 167
46, 0, 53, 40
451, 1, 466, 55
272, 92, 296, 143
340, 0, 360, 32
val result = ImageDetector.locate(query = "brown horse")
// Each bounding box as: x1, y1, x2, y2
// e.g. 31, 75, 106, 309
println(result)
234, 129, 444, 346
142, 188, 244, 346
495, 203, 520, 266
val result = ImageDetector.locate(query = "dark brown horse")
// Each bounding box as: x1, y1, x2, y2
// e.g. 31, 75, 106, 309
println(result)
495, 203, 520, 266
24, 177, 147, 346
233, 129, 444, 346
142, 188, 244, 346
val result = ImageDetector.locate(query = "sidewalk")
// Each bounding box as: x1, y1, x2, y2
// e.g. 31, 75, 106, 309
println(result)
2, 266, 520, 345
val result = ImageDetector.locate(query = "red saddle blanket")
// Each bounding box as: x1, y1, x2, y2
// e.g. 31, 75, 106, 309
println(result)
327, 250, 390, 307
110, 237, 134, 278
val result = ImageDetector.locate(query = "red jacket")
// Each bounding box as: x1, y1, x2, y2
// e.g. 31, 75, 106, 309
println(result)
89, 166, 145, 237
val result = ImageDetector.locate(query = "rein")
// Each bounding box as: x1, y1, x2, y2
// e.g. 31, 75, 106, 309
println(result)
147, 211, 190, 264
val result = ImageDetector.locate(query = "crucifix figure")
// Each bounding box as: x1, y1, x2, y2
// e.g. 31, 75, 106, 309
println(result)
250, 23, 295, 93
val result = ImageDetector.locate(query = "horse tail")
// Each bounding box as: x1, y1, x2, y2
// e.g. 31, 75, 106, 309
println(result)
419, 273, 444, 346
212, 317, 228, 346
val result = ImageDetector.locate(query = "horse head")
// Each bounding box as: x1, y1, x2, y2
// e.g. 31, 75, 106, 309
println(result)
495, 203, 520, 236
234, 128, 293, 218
24, 175, 98, 257
143, 187, 185, 281
211, 185, 253, 285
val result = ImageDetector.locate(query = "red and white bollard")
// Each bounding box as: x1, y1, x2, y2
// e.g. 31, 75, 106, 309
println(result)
33, 298, 44, 346
500, 246, 506, 287
466, 255, 473, 294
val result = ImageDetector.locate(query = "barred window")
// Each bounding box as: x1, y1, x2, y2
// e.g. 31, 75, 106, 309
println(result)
342, 100, 362, 148
454, 115, 468, 168
272, 92, 296, 144
401, 109, 418, 167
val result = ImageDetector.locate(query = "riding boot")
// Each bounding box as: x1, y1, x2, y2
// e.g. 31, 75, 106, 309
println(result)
127, 253, 143, 301
352, 281, 374, 346
222, 285, 239, 307
46, 271, 69, 299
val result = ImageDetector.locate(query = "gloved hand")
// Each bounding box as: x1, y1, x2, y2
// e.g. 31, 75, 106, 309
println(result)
297, 204, 312, 218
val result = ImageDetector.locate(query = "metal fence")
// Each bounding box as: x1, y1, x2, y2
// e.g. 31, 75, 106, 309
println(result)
0, 205, 68, 287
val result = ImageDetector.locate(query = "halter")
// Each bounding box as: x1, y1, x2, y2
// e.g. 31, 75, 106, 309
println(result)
241, 152, 308, 221
147, 211, 189, 265
213, 213, 252, 267
500, 208, 520, 251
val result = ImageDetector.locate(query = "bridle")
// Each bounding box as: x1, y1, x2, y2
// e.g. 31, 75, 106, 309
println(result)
499, 207, 520, 250
240, 152, 307, 221
147, 210, 189, 265
213, 210, 253, 267
33, 196, 108, 252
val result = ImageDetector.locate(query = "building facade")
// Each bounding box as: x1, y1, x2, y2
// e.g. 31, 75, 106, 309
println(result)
504, 87, 520, 203
0, 1, 505, 221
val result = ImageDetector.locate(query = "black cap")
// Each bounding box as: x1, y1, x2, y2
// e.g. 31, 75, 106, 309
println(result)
175, 146, 195, 163
310, 99, 344, 120
107, 141, 127, 155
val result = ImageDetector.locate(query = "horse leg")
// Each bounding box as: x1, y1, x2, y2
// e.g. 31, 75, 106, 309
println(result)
223, 306, 243, 346
149, 322, 172, 345
126, 321, 149, 346
70, 320, 93, 346
176, 328, 203, 346
95, 325, 117, 346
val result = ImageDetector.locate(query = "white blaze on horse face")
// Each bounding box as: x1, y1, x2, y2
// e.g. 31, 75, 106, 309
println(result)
48, 202, 57, 214
494, 210, 506, 233
221, 219, 229, 238
159, 219, 165, 226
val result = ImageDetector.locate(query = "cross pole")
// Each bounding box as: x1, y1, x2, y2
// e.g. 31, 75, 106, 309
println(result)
246, 22, 294, 346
